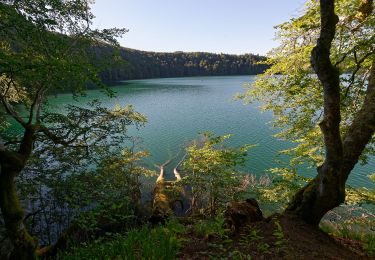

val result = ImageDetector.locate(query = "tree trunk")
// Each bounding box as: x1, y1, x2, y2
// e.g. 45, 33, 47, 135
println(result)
0, 126, 38, 258
286, 0, 375, 225
286, 170, 345, 225
0, 166, 37, 259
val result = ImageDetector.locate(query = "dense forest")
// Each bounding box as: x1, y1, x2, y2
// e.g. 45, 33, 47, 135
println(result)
99, 48, 268, 81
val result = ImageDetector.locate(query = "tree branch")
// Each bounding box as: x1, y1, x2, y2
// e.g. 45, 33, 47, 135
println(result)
342, 59, 375, 179
0, 150, 25, 170
28, 87, 45, 125
38, 125, 70, 147
1, 98, 27, 128
0, 77, 27, 128
343, 51, 374, 99
18, 125, 36, 157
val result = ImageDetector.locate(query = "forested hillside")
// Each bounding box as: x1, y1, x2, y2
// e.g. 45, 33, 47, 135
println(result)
99, 48, 268, 81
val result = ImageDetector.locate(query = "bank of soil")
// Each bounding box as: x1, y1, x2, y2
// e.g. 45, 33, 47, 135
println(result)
179, 214, 371, 259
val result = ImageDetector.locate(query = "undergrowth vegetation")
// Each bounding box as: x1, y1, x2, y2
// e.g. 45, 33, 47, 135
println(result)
320, 205, 375, 256
60, 219, 186, 260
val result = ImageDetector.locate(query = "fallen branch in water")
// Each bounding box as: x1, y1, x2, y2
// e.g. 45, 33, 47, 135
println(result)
155, 157, 175, 182
173, 153, 186, 181
151, 155, 186, 224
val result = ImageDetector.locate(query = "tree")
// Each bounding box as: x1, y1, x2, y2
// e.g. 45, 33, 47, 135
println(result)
15, 101, 149, 248
182, 133, 252, 216
0, 1, 127, 258
241, 0, 374, 225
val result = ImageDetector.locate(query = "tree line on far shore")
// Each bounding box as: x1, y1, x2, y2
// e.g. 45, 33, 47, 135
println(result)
98, 48, 268, 82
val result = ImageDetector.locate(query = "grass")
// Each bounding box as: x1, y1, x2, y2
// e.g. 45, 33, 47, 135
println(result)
238, 229, 263, 246
59, 214, 375, 259
320, 220, 375, 257
59, 216, 230, 259
193, 215, 228, 239
272, 220, 286, 248
257, 242, 270, 253
59, 219, 186, 260
363, 233, 375, 256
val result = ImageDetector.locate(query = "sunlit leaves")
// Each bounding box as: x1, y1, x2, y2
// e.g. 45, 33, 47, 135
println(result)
182, 133, 254, 215
0, 76, 28, 104
345, 186, 375, 205
0, 0, 128, 131
239, 0, 375, 168
255, 167, 309, 212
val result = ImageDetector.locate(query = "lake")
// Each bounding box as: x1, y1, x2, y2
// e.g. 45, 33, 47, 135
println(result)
49, 75, 374, 189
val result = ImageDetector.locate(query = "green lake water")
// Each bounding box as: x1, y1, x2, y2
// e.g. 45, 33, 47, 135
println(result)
49, 75, 374, 189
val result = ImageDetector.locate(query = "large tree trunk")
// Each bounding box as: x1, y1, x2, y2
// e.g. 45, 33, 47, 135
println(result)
0, 168, 37, 259
286, 173, 345, 225
286, 0, 375, 225
0, 127, 37, 259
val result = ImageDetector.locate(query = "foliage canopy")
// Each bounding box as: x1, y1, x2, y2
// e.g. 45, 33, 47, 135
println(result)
239, 0, 374, 168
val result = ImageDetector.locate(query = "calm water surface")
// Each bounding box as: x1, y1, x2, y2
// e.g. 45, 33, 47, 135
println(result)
49, 76, 374, 188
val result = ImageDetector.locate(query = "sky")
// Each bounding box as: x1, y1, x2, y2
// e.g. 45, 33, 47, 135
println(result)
91, 0, 307, 55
